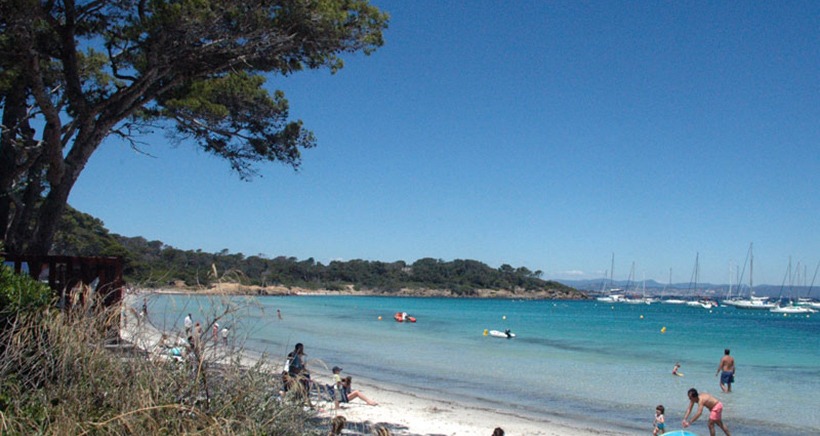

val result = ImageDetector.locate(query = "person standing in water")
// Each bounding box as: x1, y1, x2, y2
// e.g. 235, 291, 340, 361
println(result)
716, 349, 735, 392
682, 388, 731, 436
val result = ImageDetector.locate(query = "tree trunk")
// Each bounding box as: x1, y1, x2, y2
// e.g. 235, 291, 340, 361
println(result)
0, 80, 30, 249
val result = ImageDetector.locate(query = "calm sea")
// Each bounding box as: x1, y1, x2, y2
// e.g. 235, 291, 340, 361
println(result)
146, 294, 820, 435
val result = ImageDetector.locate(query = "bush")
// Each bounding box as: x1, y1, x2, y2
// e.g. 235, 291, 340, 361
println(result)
0, 259, 53, 317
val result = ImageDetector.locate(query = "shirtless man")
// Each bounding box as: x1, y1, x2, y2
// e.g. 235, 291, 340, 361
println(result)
716, 349, 735, 392
682, 388, 731, 436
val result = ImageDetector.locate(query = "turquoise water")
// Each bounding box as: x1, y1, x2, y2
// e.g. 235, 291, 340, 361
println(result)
146, 295, 820, 435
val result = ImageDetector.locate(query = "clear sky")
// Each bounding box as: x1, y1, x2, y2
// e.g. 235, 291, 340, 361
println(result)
70, 1, 819, 286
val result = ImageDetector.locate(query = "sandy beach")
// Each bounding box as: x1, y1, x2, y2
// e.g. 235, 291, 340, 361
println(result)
303, 372, 616, 436
121, 292, 619, 435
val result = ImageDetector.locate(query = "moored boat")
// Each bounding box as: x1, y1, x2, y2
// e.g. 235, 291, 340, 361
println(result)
770, 304, 816, 314
487, 329, 515, 338
394, 312, 417, 322
733, 244, 776, 310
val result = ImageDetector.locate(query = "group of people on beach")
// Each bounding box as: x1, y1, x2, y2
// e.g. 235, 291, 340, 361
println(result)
654, 349, 735, 436
282, 343, 378, 411
182, 313, 230, 348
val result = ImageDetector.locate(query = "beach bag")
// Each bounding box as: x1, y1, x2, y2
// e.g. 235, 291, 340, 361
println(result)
284, 355, 292, 373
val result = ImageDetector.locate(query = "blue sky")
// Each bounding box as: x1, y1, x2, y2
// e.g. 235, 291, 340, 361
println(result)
70, 1, 819, 286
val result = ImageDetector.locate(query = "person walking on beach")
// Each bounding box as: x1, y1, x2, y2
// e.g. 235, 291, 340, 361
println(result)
682, 388, 731, 436
654, 404, 666, 435
716, 349, 735, 392
184, 313, 193, 335
212, 322, 219, 343
190, 322, 203, 349
141, 298, 148, 320
221, 326, 229, 346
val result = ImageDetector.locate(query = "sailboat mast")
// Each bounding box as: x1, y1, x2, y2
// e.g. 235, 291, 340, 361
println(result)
750, 244, 754, 294
610, 253, 615, 289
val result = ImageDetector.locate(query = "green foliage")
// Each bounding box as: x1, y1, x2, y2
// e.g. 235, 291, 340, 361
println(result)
1, 0, 389, 254
50, 207, 582, 296
0, 258, 52, 317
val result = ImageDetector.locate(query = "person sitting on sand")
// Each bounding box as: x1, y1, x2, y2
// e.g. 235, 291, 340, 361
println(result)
285, 343, 313, 406
339, 374, 377, 406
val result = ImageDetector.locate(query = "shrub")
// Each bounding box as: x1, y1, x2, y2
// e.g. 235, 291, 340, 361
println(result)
0, 258, 53, 318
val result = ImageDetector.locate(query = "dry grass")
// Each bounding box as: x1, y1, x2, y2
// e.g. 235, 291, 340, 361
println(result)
0, 301, 322, 435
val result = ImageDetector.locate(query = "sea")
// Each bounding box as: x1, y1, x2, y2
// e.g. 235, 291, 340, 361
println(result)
145, 294, 820, 435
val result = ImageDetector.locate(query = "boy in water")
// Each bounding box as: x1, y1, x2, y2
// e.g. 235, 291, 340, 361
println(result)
682, 388, 731, 436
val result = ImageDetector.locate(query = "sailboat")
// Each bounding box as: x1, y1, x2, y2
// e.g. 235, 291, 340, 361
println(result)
721, 262, 742, 307
661, 267, 687, 304
596, 254, 625, 303
623, 263, 652, 304
684, 253, 716, 309
796, 261, 820, 310
771, 258, 816, 314
733, 244, 776, 310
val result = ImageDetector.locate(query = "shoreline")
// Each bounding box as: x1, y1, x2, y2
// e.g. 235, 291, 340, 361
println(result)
122, 292, 616, 435
310, 371, 627, 436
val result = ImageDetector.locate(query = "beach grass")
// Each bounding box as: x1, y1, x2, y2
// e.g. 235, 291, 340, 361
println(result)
0, 298, 322, 435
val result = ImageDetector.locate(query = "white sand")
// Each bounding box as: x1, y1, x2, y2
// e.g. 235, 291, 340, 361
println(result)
307, 372, 620, 436
121, 293, 623, 436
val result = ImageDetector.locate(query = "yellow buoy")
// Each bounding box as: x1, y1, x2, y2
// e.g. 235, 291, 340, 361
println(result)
661, 326, 667, 334
483, 329, 488, 336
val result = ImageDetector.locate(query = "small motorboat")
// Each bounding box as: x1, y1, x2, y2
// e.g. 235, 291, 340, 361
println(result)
394, 312, 416, 323
487, 329, 515, 339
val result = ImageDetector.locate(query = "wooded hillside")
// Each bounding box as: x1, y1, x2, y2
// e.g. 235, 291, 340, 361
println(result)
52, 206, 585, 298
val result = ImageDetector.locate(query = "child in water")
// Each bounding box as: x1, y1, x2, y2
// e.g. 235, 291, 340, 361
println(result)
654, 404, 666, 435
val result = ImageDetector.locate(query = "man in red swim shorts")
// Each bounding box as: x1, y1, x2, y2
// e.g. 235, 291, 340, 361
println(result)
682, 388, 731, 436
